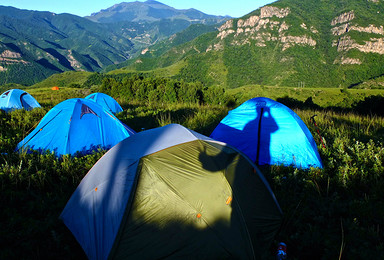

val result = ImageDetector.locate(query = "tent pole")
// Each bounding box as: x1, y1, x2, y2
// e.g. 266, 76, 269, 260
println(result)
255, 107, 264, 165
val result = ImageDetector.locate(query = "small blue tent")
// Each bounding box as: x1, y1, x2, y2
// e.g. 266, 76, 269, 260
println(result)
0, 89, 41, 112
60, 124, 282, 259
16, 98, 135, 156
210, 97, 323, 169
85, 93, 123, 114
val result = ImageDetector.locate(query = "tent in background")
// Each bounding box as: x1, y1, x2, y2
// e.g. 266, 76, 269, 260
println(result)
210, 97, 323, 169
51, 86, 60, 90
60, 124, 282, 260
0, 89, 41, 112
85, 92, 123, 114
16, 98, 135, 156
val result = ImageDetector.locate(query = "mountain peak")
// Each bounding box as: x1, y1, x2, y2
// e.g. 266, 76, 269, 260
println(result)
86, 1, 229, 23
145, 0, 165, 4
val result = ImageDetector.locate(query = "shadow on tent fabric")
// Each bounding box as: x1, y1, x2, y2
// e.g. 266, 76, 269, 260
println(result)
212, 106, 279, 166
198, 140, 282, 259
20, 93, 32, 111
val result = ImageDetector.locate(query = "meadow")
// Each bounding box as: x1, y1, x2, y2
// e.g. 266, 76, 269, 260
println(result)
1, 83, 384, 259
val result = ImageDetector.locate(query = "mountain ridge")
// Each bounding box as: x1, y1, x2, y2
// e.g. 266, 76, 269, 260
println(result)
0, 2, 228, 85
125, 0, 384, 88
2, 0, 384, 88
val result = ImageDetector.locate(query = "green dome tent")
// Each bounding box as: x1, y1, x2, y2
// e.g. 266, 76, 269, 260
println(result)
61, 124, 282, 259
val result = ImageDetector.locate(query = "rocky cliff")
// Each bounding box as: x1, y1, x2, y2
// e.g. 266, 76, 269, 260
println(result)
185, 0, 384, 87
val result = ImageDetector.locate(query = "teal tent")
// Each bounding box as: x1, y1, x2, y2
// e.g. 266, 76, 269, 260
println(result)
0, 89, 41, 112
16, 98, 135, 156
61, 124, 282, 259
85, 93, 123, 114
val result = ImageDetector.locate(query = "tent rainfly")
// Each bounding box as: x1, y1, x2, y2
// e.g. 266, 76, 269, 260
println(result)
0, 89, 41, 112
85, 93, 123, 114
16, 98, 135, 156
60, 124, 282, 260
210, 97, 323, 169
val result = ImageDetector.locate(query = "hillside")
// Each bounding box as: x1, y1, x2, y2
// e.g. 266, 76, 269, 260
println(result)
0, 7, 133, 85
104, 23, 218, 72
0, 3, 227, 86
125, 0, 384, 88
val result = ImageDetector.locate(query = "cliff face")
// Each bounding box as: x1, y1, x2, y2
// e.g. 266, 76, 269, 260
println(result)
215, 5, 384, 56
331, 10, 384, 63
216, 6, 317, 51
195, 0, 384, 87
0, 45, 28, 72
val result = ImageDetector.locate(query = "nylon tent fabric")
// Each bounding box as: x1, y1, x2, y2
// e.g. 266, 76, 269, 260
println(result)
0, 89, 41, 112
16, 98, 135, 156
85, 93, 123, 114
210, 97, 323, 169
60, 124, 282, 260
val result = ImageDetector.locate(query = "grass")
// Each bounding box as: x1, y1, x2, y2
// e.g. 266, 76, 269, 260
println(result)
107, 59, 187, 78
227, 85, 384, 108
25, 87, 92, 107
30, 71, 92, 89
1, 84, 384, 259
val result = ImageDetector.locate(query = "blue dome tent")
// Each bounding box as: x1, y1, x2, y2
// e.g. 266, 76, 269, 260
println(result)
0, 89, 41, 112
210, 97, 323, 169
85, 93, 123, 114
16, 98, 135, 156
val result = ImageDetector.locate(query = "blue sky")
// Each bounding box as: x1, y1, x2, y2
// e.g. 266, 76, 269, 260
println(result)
0, 0, 275, 18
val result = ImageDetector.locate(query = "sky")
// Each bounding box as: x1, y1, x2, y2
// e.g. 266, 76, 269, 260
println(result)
0, 0, 276, 18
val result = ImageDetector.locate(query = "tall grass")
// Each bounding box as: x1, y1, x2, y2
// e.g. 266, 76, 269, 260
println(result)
117, 102, 228, 135
267, 108, 384, 259
1, 87, 384, 259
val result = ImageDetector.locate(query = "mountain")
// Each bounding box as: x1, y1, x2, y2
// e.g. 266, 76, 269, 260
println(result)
0, 6, 133, 85
3, 0, 383, 88
85, 1, 229, 54
104, 23, 219, 72
126, 0, 384, 88
86, 0, 229, 24
0, 3, 228, 85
